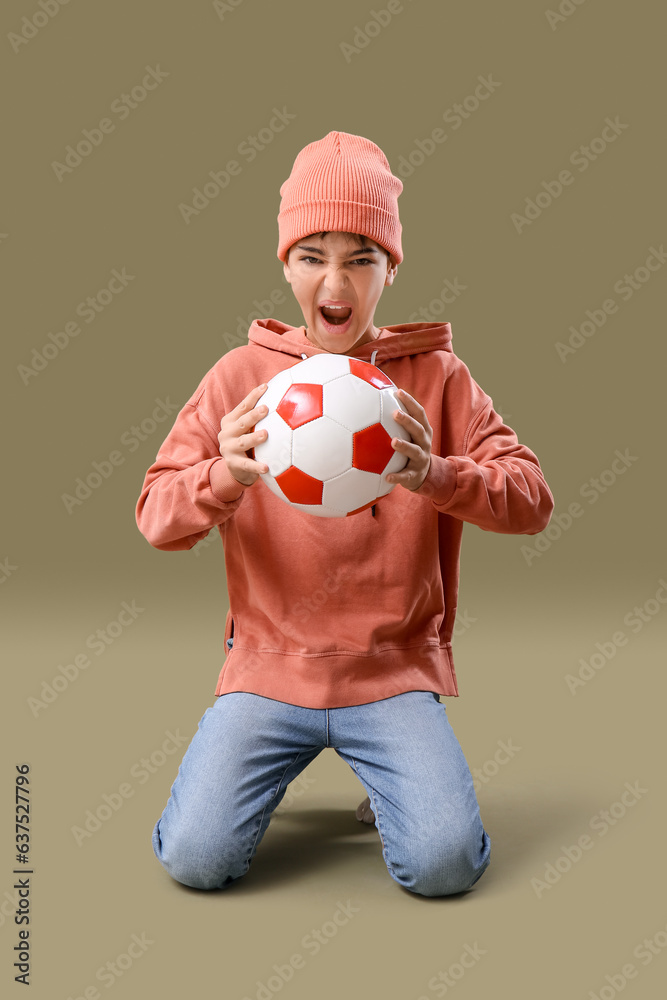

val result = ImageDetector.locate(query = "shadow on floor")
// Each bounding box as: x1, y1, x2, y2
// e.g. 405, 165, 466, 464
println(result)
171, 779, 607, 897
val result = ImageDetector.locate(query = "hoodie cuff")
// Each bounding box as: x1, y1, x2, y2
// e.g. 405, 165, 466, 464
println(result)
209, 458, 251, 503
413, 454, 458, 506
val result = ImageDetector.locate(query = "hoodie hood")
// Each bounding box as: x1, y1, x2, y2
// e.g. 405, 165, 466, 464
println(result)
247, 317, 453, 363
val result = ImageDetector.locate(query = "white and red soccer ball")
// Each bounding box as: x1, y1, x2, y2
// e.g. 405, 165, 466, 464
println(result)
252, 354, 412, 517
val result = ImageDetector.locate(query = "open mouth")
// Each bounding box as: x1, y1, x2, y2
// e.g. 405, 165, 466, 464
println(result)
318, 305, 353, 331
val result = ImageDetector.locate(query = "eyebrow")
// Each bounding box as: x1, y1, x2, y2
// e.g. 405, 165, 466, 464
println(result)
295, 243, 381, 257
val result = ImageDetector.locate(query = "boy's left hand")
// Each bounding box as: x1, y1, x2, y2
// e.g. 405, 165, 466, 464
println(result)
385, 389, 433, 492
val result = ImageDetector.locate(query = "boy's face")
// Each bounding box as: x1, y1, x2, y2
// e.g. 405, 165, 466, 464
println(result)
282, 231, 398, 355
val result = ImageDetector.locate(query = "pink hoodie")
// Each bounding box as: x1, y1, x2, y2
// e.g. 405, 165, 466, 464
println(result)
136, 319, 554, 708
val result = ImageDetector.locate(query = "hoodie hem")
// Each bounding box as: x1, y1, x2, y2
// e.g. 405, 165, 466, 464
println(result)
213, 642, 459, 709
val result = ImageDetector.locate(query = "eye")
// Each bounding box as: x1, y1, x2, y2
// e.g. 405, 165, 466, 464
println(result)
297, 255, 375, 266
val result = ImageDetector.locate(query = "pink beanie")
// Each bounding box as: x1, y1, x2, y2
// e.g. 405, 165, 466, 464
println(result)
277, 131, 403, 267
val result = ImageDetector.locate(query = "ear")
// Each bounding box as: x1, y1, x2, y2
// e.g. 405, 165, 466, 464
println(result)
384, 260, 398, 286
283, 258, 292, 284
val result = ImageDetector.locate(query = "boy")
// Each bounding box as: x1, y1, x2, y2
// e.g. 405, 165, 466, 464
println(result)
136, 131, 555, 897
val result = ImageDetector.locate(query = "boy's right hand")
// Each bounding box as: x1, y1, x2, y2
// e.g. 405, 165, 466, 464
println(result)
217, 383, 270, 486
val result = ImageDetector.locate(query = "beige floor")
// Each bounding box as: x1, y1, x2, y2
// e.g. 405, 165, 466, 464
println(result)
5, 586, 665, 999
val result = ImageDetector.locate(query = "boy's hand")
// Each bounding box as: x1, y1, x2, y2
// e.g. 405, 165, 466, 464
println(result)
384, 388, 433, 492
217, 383, 270, 486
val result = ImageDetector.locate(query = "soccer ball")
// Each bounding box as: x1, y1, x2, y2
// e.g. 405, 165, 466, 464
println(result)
252, 354, 412, 517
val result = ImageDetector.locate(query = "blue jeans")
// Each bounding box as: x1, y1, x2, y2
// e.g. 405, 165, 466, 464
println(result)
152, 690, 491, 897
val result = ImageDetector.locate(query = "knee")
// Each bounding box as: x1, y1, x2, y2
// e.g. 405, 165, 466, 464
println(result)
161, 859, 232, 891
394, 830, 491, 898
402, 855, 488, 897
152, 820, 246, 891
405, 859, 488, 897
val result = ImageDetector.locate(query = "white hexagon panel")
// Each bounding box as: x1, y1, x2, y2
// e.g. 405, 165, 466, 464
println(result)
323, 373, 381, 431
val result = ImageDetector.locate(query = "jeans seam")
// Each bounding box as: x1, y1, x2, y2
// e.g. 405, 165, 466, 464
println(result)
350, 757, 394, 875
247, 750, 310, 861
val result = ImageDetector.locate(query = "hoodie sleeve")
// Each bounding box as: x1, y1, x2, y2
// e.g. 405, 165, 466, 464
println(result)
414, 375, 555, 536
135, 390, 251, 552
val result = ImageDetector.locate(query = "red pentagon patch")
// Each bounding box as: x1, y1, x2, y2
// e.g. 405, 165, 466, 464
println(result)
276, 383, 323, 429
275, 466, 323, 504
349, 358, 393, 390
352, 423, 394, 474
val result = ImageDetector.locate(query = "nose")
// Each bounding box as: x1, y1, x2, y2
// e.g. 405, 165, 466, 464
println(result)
322, 263, 350, 296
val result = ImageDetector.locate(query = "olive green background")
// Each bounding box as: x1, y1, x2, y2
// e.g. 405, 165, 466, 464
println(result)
2, 0, 666, 997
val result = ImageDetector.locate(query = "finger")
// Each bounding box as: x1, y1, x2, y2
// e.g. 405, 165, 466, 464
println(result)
386, 461, 408, 481
242, 384, 268, 409
223, 394, 261, 432
394, 388, 421, 411
239, 401, 269, 434
240, 427, 267, 453
248, 385, 269, 415
394, 409, 430, 448
240, 449, 269, 474
387, 466, 419, 484
246, 405, 268, 429
391, 436, 421, 457
393, 408, 420, 434
396, 391, 430, 431
233, 384, 268, 419
393, 396, 425, 425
